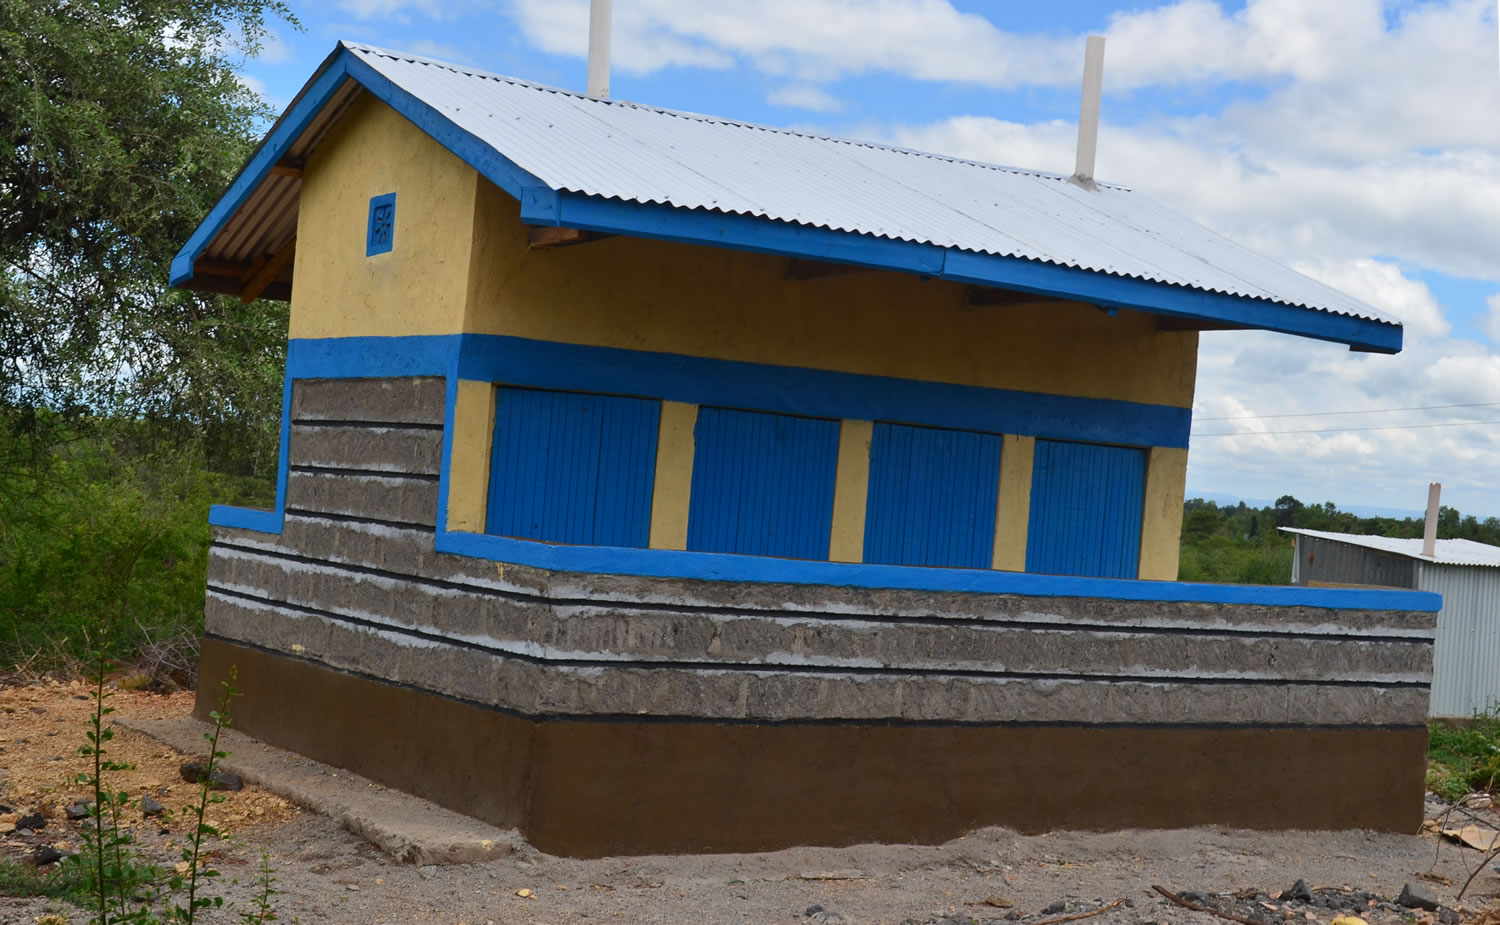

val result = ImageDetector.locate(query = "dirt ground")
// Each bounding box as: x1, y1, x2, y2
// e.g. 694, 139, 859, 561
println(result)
4, 681, 1500, 925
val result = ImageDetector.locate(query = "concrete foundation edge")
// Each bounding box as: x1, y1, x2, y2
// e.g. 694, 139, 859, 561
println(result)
197, 636, 1429, 858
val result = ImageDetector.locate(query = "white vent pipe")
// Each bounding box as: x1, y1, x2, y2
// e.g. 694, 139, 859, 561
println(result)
587, 0, 612, 99
1423, 482, 1442, 558
1073, 35, 1106, 184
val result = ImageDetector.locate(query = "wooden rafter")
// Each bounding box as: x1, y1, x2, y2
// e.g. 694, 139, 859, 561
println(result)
528, 226, 604, 248
240, 236, 296, 304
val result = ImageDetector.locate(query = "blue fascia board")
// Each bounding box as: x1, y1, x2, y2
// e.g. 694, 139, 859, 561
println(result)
527, 191, 1402, 354
434, 529, 1441, 613
172, 43, 1402, 357
170, 47, 352, 286
170, 44, 548, 290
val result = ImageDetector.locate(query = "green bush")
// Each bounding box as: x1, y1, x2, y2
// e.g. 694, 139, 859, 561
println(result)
1427, 712, 1500, 801
0, 423, 273, 670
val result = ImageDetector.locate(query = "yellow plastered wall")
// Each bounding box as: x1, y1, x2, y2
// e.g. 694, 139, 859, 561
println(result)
1138, 447, 1190, 580
649, 402, 698, 550
446, 380, 496, 532
289, 94, 483, 340
462, 183, 1200, 408
992, 435, 1035, 571
829, 421, 874, 563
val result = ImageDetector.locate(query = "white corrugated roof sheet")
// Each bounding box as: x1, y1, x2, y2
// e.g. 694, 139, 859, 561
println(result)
340, 42, 1392, 325
1280, 528, 1500, 567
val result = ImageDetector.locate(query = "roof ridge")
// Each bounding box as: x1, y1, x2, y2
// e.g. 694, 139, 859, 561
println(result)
340, 41, 1131, 190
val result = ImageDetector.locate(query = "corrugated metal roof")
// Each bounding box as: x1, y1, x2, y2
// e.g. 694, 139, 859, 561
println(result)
1281, 528, 1500, 567
330, 42, 1391, 325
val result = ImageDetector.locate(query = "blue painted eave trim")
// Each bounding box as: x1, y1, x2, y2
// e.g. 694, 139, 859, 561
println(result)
432, 530, 1440, 613
170, 44, 1403, 354
528, 193, 1403, 355
208, 505, 283, 533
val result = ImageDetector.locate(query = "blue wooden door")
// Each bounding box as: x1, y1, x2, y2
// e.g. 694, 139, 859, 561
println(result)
1026, 439, 1146, 578
863, 423, 1002, 569
486, 388, 660, 547
687, 407, 839, 559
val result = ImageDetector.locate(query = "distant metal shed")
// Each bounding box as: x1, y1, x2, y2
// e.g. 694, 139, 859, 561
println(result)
1284, 527, 1500, 716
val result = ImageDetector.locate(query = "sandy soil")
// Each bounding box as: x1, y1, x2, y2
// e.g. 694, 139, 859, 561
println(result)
4, 681, 1500, 925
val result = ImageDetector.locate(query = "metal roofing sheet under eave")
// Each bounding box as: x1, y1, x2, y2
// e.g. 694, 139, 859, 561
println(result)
1281, 528, 1500, 567
339, 42, 1393, 325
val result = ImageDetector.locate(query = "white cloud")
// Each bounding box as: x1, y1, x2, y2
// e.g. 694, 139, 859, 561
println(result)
337, 0, 453, 22
256, 27, 292, 63
1290, 259, 1449, 339
1484, 294, 1500, 346
767, 84, 844, 113
408, 39, 473, 63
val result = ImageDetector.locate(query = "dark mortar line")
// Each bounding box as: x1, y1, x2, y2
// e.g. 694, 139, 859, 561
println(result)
288, 464, 441, 483
205, 583, 1432, 690
204, 633, 1432, 732
211, 537, 1436, 647
290, 418, 445, 432
279, 508, 437, 534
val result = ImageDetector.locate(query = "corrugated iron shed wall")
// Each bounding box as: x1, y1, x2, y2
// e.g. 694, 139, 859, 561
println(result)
1418, 562, 1500, 717
1291, 535, 1416, 589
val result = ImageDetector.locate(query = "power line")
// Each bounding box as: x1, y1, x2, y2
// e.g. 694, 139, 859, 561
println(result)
1196, 400, 1500, 422
1193, 419, 1500, 437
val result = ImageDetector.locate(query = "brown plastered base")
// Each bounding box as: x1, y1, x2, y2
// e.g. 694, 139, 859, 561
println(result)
197, 637, 1429, 858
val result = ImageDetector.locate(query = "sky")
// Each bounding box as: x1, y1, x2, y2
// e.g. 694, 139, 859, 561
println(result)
242, 0, 1500, 518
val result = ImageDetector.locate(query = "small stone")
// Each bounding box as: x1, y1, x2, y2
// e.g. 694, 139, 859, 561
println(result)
1438, 909, 1459, 925
16, 812, 44, 831
17, 828, 34, 837
1284, 881, 1313, 903
807, 907, 848, 924
1005, 912, 1023, 922
33, 845, 63, 865
1044, 900, 1068, 915
140, 796, 164, 817
1398, 883, 1440, 912
179, 762, 243, 791
65, 802, 92, 820
211, 770, 244, 792
806, 907, 825, 917
985, 896, 1014, 909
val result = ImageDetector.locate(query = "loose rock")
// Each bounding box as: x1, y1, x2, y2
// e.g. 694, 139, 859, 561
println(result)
1398, 883, 1440, 912
16, 812, 44, 831
1043, 900, 1068, 915
179, 761, 244, 791
140, 795, 164, 816
1284, 881, 1313, 903
33, 845, 63, 865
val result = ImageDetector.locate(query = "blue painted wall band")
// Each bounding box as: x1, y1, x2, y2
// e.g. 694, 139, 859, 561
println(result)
212, 331, 1438, 613
452, 334, 1192, 448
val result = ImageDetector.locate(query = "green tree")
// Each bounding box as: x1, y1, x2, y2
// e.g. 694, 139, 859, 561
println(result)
0, 0, 297, 667
0, 0, 296, 475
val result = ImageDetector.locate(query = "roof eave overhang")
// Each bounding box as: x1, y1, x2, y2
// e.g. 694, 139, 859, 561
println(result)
169, 44, 1404, 355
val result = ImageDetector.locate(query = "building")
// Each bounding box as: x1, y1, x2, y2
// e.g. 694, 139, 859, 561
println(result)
173, 42, 1439, 856
1287, 527, 1499, 717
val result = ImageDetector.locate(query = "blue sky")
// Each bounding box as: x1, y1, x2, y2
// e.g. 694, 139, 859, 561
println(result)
243, 0, 1500, 517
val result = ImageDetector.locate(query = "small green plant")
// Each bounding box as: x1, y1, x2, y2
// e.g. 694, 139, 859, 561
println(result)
241, 849, 281, 924
1427, 709, 1500, 800
63, 645, 273, 925
170, 668, 239, 923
